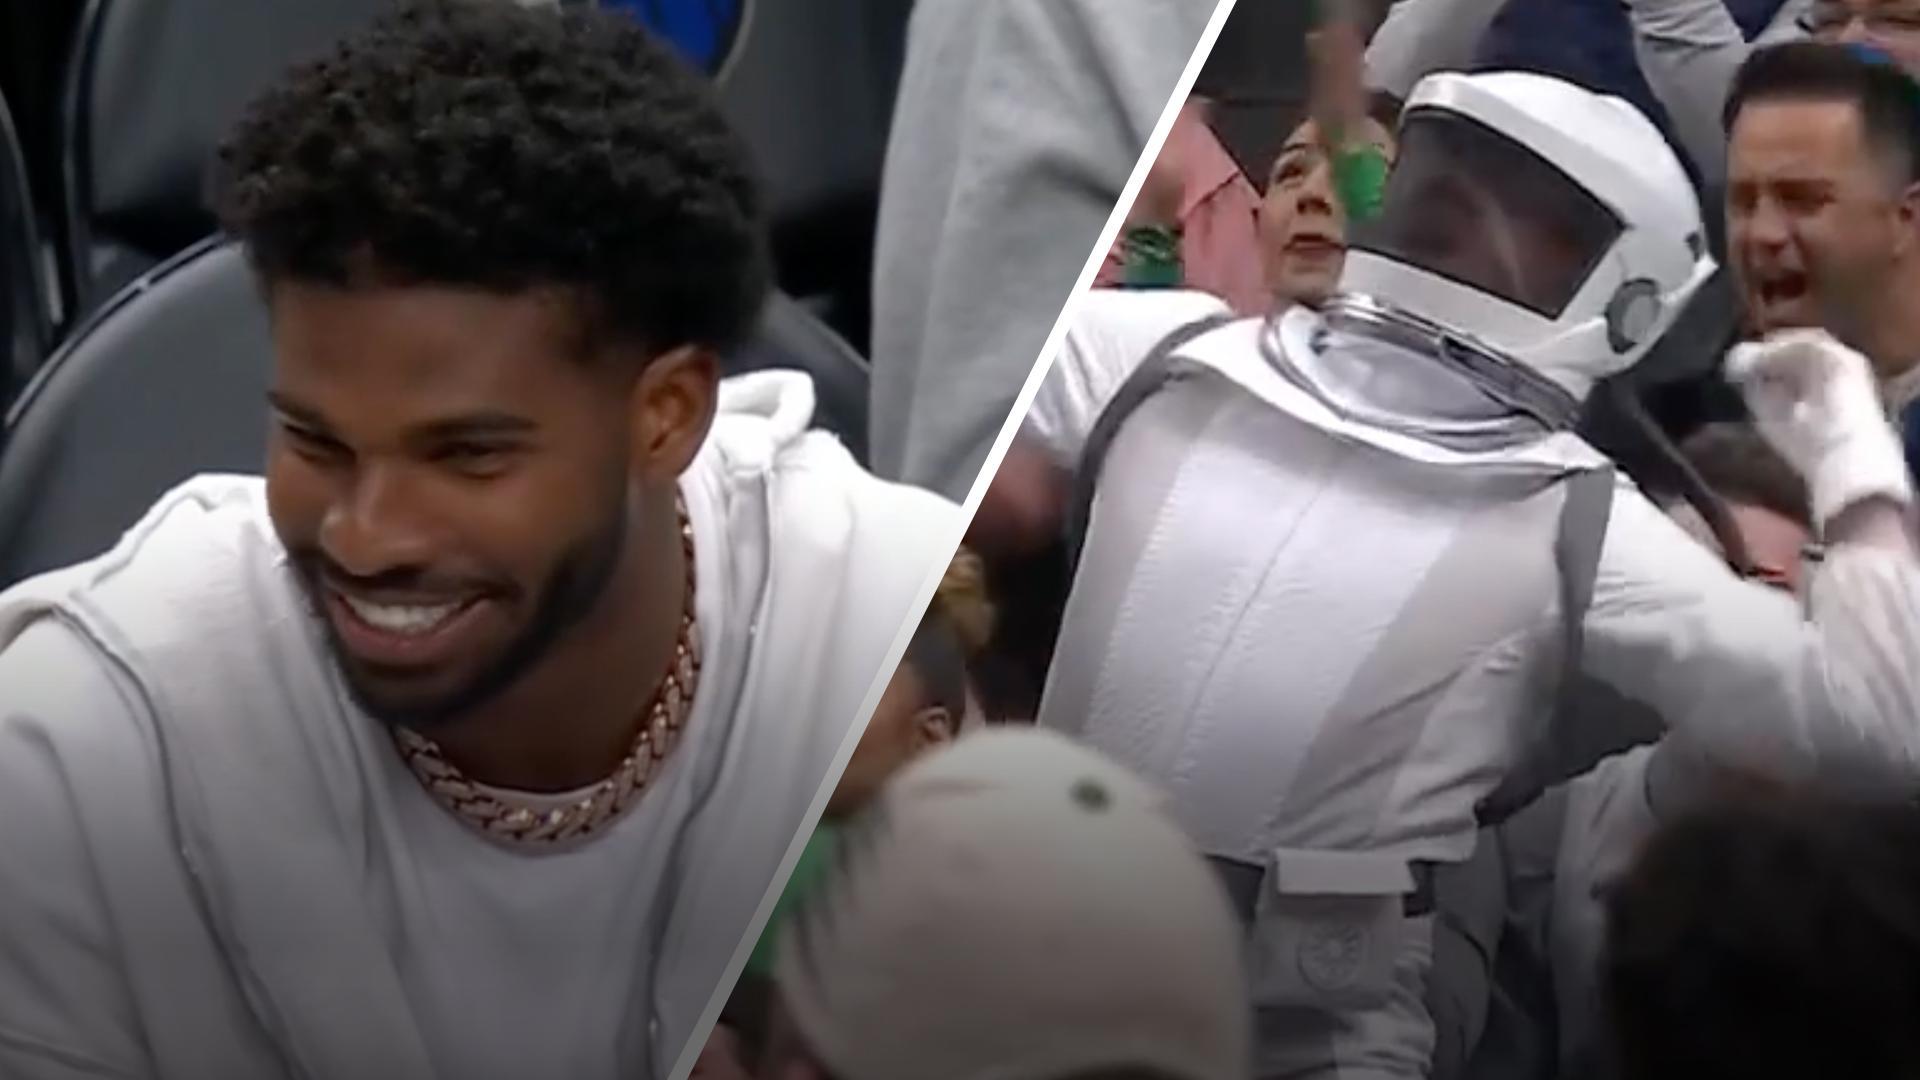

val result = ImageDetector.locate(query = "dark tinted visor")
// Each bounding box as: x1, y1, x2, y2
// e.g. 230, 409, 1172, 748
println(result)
1351, 108, 1624, 317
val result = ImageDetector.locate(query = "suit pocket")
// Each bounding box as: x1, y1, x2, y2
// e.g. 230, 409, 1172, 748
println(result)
1247, 847, 1414, 1013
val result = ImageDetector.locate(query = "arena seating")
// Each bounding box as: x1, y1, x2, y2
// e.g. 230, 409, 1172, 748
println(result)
0, 90, 50, 409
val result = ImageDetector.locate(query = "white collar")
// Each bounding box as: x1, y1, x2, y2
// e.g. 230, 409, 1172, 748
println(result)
1169, 309, 1609, 476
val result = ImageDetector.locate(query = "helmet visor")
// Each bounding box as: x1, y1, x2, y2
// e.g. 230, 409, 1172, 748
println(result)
1351, 108, 1624, 318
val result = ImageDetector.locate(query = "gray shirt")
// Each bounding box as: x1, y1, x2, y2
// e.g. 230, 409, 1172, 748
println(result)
867, 0, 1216, 501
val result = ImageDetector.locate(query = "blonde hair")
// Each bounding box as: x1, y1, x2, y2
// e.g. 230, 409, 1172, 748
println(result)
931, 547, 996, 657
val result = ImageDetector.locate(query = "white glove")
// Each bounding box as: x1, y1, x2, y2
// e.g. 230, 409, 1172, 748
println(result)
1725, 328, 1912, 528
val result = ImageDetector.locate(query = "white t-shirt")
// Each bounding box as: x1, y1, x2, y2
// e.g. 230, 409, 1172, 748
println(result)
0, 372, 960, 1080
370, 471, 738, 1080
0, 510, 716, 1080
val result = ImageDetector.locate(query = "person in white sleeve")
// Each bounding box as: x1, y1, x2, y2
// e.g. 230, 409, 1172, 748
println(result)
1039, 68, 1920, 1079
1495, 328, 1920, 1080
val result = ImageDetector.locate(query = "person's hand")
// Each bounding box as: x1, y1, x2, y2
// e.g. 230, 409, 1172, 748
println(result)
690, 1024, 753, 1080
1725, 328, 1913, 527
1306, 8, 1369, 147
1128, 151, 1186, 227
1127, 104, 1198, 227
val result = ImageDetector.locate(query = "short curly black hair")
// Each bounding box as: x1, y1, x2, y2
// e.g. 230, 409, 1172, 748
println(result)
213, 0, 770, 357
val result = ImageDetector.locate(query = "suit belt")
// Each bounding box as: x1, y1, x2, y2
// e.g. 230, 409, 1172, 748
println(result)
1206, 854, 1438, 922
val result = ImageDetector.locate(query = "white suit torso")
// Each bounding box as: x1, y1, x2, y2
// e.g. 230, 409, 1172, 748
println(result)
1039, 291, 1920, 868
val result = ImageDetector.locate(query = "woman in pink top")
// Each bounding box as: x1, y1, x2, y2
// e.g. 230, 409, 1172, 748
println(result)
1100, 19, 1400, 315
1096, 98, 1268, 314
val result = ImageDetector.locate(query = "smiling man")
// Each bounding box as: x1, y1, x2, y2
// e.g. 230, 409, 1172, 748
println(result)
0, 4, 957, 1080
1725, 42, 1920, 457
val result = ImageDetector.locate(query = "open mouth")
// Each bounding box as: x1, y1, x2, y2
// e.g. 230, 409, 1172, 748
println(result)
341, 594, 471, 634
1755, 271, 1810, 312
325, 588, 490, 670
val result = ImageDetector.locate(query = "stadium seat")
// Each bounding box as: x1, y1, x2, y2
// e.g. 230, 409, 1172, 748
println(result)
1, 90, 51, 409
707, 0, 912, 351
0, 238, 872, 588
58, 0, 905, 353
56, 0, 397, 322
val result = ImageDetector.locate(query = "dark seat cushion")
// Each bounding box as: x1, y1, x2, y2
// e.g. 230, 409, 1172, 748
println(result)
0, 241, 271, 584
1, 91, 49, 407
62, 0, 397, 303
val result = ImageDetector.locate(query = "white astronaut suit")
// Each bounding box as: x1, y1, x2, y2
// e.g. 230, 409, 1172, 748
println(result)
1036, 71, 1920, 1078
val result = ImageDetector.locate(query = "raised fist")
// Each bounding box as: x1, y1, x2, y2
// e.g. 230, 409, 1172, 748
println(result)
1725, 328, 1912, 525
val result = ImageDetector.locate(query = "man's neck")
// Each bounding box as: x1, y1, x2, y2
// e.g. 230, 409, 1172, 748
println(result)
1859, 262, 1920, 411
429, 508, 690, 793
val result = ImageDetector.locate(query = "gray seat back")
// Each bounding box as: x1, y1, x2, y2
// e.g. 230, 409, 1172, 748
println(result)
1, 90, 51, 407
58, 0, 398, 314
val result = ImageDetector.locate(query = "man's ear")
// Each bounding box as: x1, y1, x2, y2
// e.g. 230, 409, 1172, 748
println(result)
1898, 179, 1920, 258
912, 706, 956, 749
628, 344, 720, 483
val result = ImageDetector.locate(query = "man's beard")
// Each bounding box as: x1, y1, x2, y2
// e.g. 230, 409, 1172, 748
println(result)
292, 502, 631, 732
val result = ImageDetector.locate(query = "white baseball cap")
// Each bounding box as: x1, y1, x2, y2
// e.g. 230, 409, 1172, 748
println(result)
774, 728, 1250, 1080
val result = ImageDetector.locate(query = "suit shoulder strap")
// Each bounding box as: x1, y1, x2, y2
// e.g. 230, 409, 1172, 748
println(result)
1476, 466, 1615, 826
1064, 312, 1236, 574
1554, 466, 1614, 686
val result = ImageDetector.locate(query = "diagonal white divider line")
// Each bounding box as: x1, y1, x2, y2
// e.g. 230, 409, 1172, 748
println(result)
665, 3, 1244, 1075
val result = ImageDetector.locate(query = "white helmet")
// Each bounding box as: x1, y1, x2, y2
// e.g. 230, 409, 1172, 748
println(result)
1337, 71, 1716, 404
